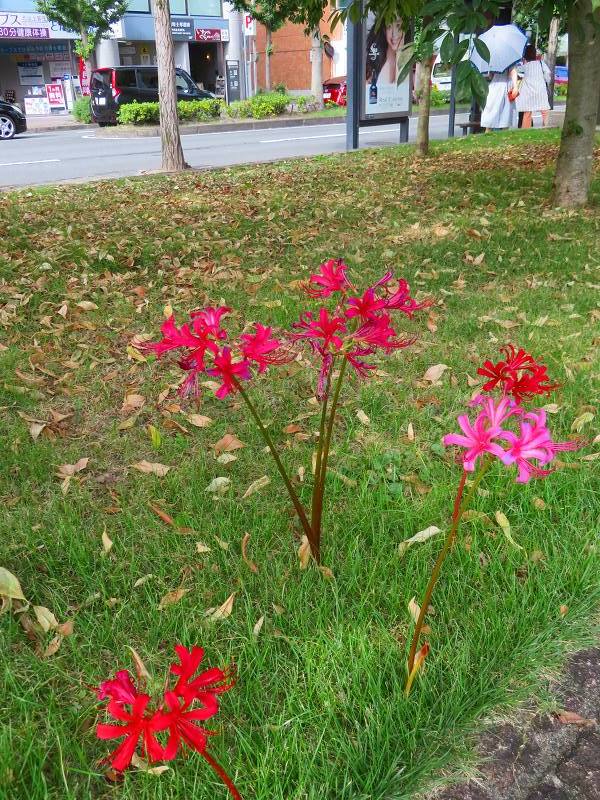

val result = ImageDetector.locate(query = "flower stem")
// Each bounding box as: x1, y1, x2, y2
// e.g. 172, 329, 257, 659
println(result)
406, 459, 492, 677
234, 382, 317, 558
311, 366, 333, 536
313, 356, 348, 546
202, 750, 242, 800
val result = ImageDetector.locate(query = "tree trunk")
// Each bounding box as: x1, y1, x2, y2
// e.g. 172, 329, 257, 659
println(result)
265, 27, 272, 91
553, 0, 600, 207
79, 28, 95, 93
416, 57, 434, 156
545, 16, 559, 110
310, 28, 323, 109
152, 0, 187, 172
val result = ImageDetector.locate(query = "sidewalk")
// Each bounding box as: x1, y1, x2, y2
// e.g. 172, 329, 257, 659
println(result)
25, 113, 88, 133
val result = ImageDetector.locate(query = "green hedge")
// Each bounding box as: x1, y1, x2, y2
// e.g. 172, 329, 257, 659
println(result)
117, 98, 222, 125
226, 92, 291, 120
72, 97, 92, 123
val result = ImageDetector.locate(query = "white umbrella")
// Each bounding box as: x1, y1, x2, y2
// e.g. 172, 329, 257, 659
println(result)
469, 24, 528, 74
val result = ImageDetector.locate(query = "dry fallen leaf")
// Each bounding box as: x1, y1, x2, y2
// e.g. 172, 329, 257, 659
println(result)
205, 477, 231, 495
423, 363, 448, 384
43, 635, 63, 658
101, 529, 113, 555
571, 412, 594, 432
133, 574, 154, 588
253, 615, 265, 637
555, 710, 596, 727
33, 605, 58, 633
56, 457, 89, 478
158, 588, 190, 610
76, 300, 99, 312
187, 414, 213, 428
407, 422, 415, 442
216, 453, 237, 465
242, 475, 270, 499
121, 393, 145, 414
298, 535, 312, 569
241, 532, 258, 573
131, 754, 170, 775
533, 497, 547, 510
127, 646, 151, 682
207, 592, 235, 622
356, 409, 370, 425
132, 461, 171, 477
559, 604, 569, 617
214, 434, 245, 455
0, 567, 26, 601
495, 511, 525, 551
398, 526, 442, 557
408, 596, 421, 623
196, 541, 212, 554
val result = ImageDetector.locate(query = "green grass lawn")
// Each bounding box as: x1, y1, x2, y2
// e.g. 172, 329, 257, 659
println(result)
1, 129, 599, 800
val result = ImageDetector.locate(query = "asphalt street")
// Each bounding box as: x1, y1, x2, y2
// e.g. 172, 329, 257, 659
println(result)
0, 112, 472, 189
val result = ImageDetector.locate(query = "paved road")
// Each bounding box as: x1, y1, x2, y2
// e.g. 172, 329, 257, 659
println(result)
0, 112, 472, 189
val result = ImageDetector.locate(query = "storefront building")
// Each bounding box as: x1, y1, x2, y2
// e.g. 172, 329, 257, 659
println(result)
0, 6, 78, 112
97, 0, 229, 94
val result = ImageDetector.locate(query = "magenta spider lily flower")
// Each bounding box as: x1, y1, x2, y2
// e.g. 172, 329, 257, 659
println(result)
292, 308, 347, 350
139, 316, 211, 359
443, 407, 507, 472
97, 670, 139, 705
345, 288, 387, 320
190, 306, 230, 340
352, 314, 415, 352
240, 323, 292, 373
346, 346, 377, 378
207, 347, 252, 399
384, 278, 433, 317
304, 258, 351, 298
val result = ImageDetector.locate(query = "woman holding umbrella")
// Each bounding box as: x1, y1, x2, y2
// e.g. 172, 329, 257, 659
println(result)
470, 23, 528, 132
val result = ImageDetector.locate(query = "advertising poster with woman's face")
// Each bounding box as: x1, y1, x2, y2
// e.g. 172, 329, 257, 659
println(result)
363, 14, 411, 118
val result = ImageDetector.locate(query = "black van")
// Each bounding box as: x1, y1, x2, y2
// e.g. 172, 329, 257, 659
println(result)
90, 65, 215, 126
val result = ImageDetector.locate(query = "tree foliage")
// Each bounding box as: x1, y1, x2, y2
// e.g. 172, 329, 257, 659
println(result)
37, 0, 127, 58
229, 0, 299, 34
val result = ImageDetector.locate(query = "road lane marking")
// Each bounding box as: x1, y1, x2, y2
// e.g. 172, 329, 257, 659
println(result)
0, 158, 60, 167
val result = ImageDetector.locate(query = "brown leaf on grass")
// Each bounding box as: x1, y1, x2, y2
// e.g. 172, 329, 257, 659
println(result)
206, 477, 231, 495
461, 509, 494, 525
408, 596, 421, 623
216, 453, 237, 465
57, 620, 74, 636
76, 301, 98, 312
398, 526, 441, 557
206, 592, 235, 622
319, 566, 334, 580
0, 567, 26, 601
33, 606, 58, 633
241, 533, 258, 573
242, 476, 270, 499
533, 497, 547, 510
196, 541, 211, 554
495, 511, 525, 551
298, 535, 312, 569
213, 434, 244, 455
253, 615, 265, 636
356, 409, 370, 425
187, 414, 213, 428
148, 502, 175, 527
559, 604, 569, 617
121, 393, 145, 414
407, 422, 415, 442
101, 529, 113, 554
131, 754, 170, 775
158, 588, 190, 610
56, 458, 89, 478
127, 646, 151, 682
423, 364, 448, 384
555, 710, 596, 727
283, 423, 301, 434
132, 461, 171, 477
43, 635, 63, 658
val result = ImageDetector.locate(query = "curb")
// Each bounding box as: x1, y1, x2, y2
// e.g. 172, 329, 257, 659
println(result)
26, 122, 90, 134
96, 114, 346, 138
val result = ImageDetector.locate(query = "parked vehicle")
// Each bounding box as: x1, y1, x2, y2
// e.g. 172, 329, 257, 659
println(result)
431, 58, 452, 92
0, 99, 27, 140
323, 76, 347, 107
90, 66, 215, 126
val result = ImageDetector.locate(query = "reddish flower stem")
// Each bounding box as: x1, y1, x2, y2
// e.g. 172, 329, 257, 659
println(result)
202, 750, 242, 800
313, 355, 348, 545
311, 366, 333, 538
406, 459, 492, 677
234, 381, 318, 560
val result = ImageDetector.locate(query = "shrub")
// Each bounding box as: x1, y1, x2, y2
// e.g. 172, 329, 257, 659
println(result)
274, 82, 287, 94
247, 92, 290, 118
72, 97, 92, 123
430, 86, 451, 107
117, 99, 223, 125
226, 100, 253, 119
554, 83, 568, 99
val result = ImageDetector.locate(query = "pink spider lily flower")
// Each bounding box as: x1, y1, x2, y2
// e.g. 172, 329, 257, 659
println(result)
170, 645, 236, 707
443, 405, 507, 471
207, 347, 252, 399
190, 306, 230, 340
345, 288, 387, 320
346, 346, 377, 379
292, 308, 347, 350
97, 670, 139, 705
498, 412, 580, 483
352, 314, 416, 352
137, 315, 210, 358
383, 278, 433, 318
97, 694, 166, 771
304, 258, 351, 298
240, 324, 293, 373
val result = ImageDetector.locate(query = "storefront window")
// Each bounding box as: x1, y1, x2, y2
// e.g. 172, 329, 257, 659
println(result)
169, 0, 187, 14
127, 0, 151, 11
187, 0, 222, 15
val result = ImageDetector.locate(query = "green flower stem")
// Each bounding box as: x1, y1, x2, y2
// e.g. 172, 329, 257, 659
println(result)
406, 459, 493, 677
313, 356, 348, 545
235, 382, 317, 558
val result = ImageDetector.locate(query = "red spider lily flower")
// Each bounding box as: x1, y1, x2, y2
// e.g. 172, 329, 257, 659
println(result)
345, 288, 387, 320
97, 694, 166, 771
207, 347, 252, 399
240, 324, 293, 374
352, 314, 415, 352
346, 346, 377, 379
138, 315, 213, 359
304, 258, 351, 298
153, 690, 218, 761
384, 278, 433, 318
170, 645, 236, 706
477, 345, 559, 403
97, 670, 139, 705
292, 308, 347, 350
443, 404, 508, 472
190, 306, 230, 340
